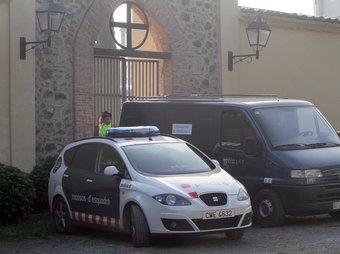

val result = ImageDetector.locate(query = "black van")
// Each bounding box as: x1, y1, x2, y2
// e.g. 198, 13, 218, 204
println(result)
119, 96, 340, 226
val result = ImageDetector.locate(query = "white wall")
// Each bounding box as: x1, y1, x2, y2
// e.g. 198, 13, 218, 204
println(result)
8, 0, 36, 172
316, 0, 340, 18
219, 0, 241, 93
0, 0, 10, 166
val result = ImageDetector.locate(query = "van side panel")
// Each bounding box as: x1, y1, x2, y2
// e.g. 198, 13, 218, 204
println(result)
120, 102, 219, 156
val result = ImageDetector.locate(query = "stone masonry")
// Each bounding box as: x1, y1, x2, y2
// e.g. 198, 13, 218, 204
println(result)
35, 0, 220, 163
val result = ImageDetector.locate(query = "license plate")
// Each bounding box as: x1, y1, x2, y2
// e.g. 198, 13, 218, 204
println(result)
333, 201, 340, 210
203, 209, 235, 220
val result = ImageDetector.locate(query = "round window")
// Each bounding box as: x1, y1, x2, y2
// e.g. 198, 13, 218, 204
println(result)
110, 2, 149, 50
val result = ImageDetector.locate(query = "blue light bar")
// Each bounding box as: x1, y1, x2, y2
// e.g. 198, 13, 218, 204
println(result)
106, 126, 160, 138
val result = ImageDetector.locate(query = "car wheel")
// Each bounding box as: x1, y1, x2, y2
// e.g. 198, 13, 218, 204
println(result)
253, 189, 285, 227
329, 210, 340, 218
225, 229, 244, 240
130, 204, 150, 247
52, 197, 74, 234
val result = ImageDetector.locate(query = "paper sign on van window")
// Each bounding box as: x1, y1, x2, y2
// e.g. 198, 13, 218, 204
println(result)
172, 124, 192, 135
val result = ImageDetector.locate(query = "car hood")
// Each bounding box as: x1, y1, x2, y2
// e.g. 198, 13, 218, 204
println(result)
273, 146, 340, 173
143, 168, 241, 197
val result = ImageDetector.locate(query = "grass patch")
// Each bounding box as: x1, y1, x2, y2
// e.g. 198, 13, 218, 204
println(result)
0, 214, 57, 242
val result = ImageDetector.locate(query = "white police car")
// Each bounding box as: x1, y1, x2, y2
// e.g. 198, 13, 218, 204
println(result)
48, 126, 252, 247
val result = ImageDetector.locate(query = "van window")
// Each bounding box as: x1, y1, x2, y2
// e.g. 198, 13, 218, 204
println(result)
253, 106, 340, 149
221, 111, 257, 149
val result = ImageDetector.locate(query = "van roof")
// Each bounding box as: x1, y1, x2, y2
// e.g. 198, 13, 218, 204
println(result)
124, 95, 314, 109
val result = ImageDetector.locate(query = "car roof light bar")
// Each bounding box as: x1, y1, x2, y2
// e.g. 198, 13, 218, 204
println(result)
106, 126, 160, 138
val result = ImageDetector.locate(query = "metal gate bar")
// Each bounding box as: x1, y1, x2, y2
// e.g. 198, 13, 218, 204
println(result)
94, 56, 160, 129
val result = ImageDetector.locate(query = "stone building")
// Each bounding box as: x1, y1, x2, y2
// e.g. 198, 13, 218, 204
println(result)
3, 0, 340, 172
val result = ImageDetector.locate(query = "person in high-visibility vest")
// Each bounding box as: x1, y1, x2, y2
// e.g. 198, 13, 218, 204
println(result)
99, 111, 112, 136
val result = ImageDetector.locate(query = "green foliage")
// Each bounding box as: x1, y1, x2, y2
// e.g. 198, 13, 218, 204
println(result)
29, 156, 56, 213
0, 164, 35, 223
0, 215, 55, 242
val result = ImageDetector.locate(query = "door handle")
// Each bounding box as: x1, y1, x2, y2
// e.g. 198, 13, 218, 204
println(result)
63, 174, 69, 178
86, 179, 93, 183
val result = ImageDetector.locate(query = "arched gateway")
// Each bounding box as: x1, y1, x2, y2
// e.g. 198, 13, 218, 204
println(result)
93, 2, 171, 129
74, 0, 189, 139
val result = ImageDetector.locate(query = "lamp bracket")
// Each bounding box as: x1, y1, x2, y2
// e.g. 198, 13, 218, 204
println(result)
20, 35, 51, 60
232, 53, 255, 64
228, 50, 259, 71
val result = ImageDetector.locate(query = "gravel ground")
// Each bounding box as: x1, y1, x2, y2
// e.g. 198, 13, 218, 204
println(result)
1, 215, 340, 254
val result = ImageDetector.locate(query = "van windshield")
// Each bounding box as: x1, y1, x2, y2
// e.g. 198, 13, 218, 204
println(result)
253, 106, 340, 150
122, 142, 215, 175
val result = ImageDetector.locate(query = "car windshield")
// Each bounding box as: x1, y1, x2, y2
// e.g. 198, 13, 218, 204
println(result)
253, 106, 340, 150
122, 142, 214, 175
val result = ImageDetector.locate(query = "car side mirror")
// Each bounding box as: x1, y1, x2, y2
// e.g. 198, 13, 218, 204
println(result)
244, 137, 262, 156
104, 166, 120, 176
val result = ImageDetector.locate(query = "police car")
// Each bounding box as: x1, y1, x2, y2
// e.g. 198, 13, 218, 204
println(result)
48, 126, 252, 247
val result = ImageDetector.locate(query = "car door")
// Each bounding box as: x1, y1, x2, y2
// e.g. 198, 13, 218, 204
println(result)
212, 109, 266, 191
62, 143, 100, 216
89, 143, 126, 221
62, 142, 126, 224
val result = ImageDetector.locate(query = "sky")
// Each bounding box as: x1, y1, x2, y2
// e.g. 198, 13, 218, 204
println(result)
238, 0, 314, 15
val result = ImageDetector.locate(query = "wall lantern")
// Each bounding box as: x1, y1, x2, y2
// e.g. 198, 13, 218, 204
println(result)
228, 15, 271, 71
20, 0, 65, 60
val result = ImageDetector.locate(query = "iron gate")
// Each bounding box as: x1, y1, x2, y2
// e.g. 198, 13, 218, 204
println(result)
94, 56, 160, 127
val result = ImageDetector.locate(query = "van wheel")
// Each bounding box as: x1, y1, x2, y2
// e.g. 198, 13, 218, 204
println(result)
225, 229, 244, 240
253, 189, 285, 227
52, 197, 75, 234
130, 205, 150, 247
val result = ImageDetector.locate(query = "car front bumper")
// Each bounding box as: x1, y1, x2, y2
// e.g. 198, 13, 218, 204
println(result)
142, 197, 252, 234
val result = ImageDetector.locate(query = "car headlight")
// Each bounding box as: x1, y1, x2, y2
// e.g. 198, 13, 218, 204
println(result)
153, 194, 191, 206
237, 188, 249, 201
291, 169, 322, 178
291, 169, 323, 184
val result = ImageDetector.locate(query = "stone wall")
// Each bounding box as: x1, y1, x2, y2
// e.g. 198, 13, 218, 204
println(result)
166, 0, 220, 95
36, 0, 94, 163
36, 0, 220, 163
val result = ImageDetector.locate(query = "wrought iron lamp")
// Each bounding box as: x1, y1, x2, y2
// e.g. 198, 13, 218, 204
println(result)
228, 15, 271, 71
20, 0, 65, 60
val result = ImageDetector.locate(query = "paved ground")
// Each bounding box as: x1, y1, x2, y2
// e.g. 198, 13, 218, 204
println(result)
1, 215, 340, 254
